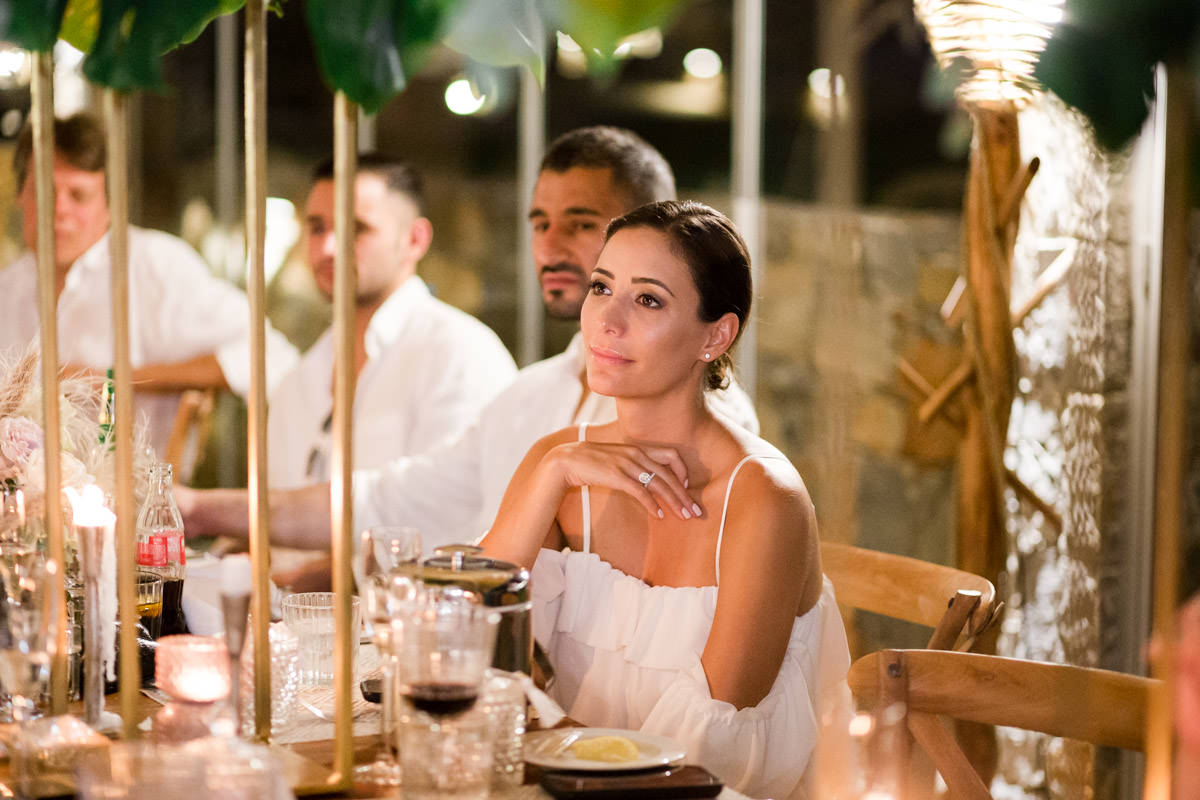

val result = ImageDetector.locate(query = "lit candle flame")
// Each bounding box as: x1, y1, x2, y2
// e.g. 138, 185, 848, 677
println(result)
64, 485, 115, 528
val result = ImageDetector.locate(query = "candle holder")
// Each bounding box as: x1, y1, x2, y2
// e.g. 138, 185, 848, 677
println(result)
66, 486, 121, 734
152, 635, 232, 742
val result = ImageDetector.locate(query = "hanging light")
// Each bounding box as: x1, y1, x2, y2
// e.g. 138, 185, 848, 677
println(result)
914, 0, 1065, 106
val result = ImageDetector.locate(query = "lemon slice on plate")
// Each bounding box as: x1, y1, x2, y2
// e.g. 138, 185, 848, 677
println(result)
570, 734, 640, 763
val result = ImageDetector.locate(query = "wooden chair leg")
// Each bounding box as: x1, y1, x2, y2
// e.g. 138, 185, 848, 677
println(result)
908, 711, 993, 800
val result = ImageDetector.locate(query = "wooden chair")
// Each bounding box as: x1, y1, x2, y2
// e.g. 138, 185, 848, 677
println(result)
847, 649, 1156, 800
820, 541, 1000, 652
165, 387, 216, 484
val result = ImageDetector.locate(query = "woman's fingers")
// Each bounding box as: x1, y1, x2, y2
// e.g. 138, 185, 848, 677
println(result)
616, 469, 668, 519
630, 454, 700, 520
639, 447, 702, 518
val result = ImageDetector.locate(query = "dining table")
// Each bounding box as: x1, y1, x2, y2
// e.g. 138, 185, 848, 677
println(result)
1, 656, 751, 800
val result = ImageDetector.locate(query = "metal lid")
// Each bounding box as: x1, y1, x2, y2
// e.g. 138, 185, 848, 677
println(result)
414, 545, 530, 606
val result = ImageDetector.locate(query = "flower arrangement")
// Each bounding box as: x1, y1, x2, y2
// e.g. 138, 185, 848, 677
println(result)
0, 346, 149, 525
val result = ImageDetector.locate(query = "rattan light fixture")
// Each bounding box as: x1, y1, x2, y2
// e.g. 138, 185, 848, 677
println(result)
914, 0, 1064, 107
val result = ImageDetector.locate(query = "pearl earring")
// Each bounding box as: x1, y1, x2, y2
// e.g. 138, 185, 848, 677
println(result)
704, 353, 711, 361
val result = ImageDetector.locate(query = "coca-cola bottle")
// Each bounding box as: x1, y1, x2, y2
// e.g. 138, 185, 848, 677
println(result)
136, 462, 188, 636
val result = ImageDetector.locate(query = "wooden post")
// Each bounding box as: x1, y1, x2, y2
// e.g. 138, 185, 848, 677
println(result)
29, 51, 68, 715
243, 0, 272, 742
1143, 59, 1191, 800
329, 91, 358, 789
104, 89, 140, 739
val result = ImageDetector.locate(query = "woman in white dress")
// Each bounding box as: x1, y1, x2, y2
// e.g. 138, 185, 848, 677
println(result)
481, 201, 850, 799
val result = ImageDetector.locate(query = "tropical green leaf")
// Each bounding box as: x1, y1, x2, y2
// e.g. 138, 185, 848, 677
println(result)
396, 0, 460, 82
443, 0, 545, 85
0, 0, 69, 52
82, 0, 166, 91
172, 0, 246, 48
305, 0, 459, 114
59, 0, 100, 52
306, 0, 406, 113
1034, 22, 1155, 151
549, 0, 683, 74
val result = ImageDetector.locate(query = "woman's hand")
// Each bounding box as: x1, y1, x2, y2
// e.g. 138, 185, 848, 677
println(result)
543, 441, 701, 520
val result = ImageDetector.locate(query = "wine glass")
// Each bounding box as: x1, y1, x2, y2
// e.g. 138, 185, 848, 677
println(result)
0, 552, 61, 795
392, 588, 499, 797
392, 588, 498, 718
354, 526, 422, 787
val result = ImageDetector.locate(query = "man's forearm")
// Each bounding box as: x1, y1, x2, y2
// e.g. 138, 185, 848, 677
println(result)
179, 484, 333, 550
133, 354, 229, 393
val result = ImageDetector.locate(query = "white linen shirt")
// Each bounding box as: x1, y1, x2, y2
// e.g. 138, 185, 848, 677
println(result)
353, 331, 759, 550
0, 227, 299, 455
268, 276, 518, 488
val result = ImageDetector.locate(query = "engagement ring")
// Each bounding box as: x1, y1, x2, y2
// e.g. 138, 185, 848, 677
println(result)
638, 471, 656, 488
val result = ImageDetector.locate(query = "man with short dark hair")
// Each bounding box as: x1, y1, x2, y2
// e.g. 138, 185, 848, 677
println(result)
180, 126, 757, 550
2, 112, 298, 454
268, 153, 516, 488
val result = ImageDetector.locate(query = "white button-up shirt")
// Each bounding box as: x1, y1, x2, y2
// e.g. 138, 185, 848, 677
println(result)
268, 276, 518, 488
0, 227, 299, 454
353, 332, 759, 549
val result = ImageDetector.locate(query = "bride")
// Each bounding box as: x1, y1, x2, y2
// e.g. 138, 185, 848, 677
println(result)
481, 200, 849, 800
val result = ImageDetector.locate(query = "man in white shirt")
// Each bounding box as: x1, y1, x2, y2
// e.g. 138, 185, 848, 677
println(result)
268, 155, 516, 489
2, 112, 298, 455
181, 126, 757, 549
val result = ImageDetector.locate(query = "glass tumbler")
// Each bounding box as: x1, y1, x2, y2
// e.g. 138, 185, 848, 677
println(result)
400, 707, 494, 800
281, 592, 360, 686
480, 669, 525, 789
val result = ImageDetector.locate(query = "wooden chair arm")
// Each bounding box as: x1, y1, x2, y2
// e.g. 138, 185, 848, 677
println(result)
849, 649, 1156, 752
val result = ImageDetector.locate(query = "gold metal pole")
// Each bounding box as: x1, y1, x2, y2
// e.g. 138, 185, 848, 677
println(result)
244, 0, 272, 741
330, 92, 357, 788
1144, 59, 1191, 800
104, 89, 140, 739
30, 51, 68, 715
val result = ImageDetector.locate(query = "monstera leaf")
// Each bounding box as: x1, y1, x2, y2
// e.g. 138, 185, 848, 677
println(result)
305, 0, 459, 114
0, 0, 69, 52
1034, 0, 1200, 151
442, 0, 545, 85
75, 0, 243, 90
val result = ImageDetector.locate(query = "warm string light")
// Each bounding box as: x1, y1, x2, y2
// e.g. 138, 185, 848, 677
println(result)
913, 0, 1065, 106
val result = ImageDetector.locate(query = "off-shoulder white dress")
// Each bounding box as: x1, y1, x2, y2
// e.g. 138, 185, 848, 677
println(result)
530, 425, 853, 800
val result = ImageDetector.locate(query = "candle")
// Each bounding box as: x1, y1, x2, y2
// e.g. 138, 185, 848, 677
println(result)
65, 484, 117, 727
156, 635, 232, 704
220, 554, 253, 597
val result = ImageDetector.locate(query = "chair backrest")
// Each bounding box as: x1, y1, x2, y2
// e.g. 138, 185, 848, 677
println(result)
848, 649, 1156, 799
820, 541, 998, 650
165, 388, 216, 485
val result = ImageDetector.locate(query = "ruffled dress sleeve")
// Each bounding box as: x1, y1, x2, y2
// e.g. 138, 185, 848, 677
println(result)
640, 579, 854, 800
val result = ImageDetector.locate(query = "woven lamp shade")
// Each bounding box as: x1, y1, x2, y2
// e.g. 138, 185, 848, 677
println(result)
914, 0, 1064, 107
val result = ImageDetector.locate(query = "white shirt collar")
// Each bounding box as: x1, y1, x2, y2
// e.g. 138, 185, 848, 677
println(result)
62, 230, 113, 293
563, 330, 587, 372
363, 276, 431, 361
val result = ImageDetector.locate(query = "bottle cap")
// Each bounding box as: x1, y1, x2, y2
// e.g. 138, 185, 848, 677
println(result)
220, 554, 253, 597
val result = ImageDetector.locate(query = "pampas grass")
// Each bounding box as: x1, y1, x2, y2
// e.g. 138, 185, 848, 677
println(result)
0, 345, 153, 505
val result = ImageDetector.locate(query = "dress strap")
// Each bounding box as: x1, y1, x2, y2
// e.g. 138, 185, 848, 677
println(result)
578, 423, 591, 554
714, 454, 785, 585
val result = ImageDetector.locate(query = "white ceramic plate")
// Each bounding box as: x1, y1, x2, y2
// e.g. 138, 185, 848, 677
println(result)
524, 728, 686, 772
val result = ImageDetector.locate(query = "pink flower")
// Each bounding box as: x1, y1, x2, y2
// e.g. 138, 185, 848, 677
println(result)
0, 417, 43, 483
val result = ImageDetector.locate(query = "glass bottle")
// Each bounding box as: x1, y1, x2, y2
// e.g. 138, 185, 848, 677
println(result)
136, 462, 188, 636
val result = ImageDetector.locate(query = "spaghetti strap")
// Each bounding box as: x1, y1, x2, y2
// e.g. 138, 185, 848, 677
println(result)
578, 423, 591, 554
714, 454, 785, 585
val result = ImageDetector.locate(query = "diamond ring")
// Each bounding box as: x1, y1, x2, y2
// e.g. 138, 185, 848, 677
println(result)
637, 471, 655, 488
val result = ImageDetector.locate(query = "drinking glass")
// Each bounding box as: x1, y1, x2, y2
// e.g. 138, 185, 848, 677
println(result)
136, 571, 164, 684
281, 592, 360, 686
0, 485, 26, 544
393, 588, 499, 796
354, 526, 421, 787
0, 553, 61, 796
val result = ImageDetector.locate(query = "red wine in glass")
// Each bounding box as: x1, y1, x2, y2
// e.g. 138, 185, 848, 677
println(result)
404, 682, 478, 716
